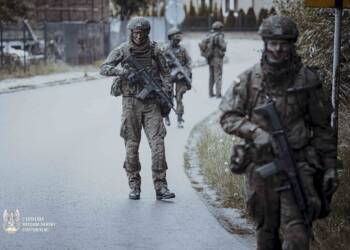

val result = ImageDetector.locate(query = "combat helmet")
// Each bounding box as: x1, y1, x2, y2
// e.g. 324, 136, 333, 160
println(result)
168, 27, 182, 39
127, 16, 151, 34
258, 15, 299, 42
212, 21, 224, 31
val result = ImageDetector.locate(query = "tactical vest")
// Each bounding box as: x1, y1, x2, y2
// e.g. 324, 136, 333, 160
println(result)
118, 42, 161, 97
243, 64, 321, 150
168, 46, 187, 67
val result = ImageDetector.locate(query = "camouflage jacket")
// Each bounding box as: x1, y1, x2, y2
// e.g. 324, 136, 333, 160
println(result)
219, 63, 337, 170
163, 44, 191, 70
100, 41, 172, 97
163, 44, 192, 83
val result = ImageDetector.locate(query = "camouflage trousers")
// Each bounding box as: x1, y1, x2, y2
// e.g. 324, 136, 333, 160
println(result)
245, 161, 321, 250
175, 81, 188, 116
120, 97, 169, 192
208, 57, 223, 97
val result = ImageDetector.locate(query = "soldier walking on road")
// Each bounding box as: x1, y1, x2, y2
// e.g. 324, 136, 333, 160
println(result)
199, 21, 226, 98
163, 27, 192, 128
219, 16, 338, 250
100, 17, 175, 200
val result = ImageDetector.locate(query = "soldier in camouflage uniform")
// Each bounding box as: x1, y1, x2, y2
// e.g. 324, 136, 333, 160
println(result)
219, 16, 338, 250
201, 21, 226, 98
163, 27, 192, 128
100, 17, 175, 200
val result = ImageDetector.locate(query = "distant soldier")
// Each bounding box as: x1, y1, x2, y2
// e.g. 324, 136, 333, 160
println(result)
47, 40, 61, 63
163, 27, 192, 128
199, 21, 226, 98
219, 16, 338, 250
100, 17, 175, 200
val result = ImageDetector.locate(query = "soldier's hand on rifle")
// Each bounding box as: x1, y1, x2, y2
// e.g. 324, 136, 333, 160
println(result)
252, 128, 273, 155
126, 71, 140, 84
323, 168, 339, 196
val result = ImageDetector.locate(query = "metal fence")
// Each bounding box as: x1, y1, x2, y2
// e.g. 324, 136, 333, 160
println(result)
0, 21, 46, 72
0, 20, 110, 72
46, 22, 110, 65
181, 16, 259, 31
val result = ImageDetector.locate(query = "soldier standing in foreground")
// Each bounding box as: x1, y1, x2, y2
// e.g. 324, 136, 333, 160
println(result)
100, 17, 175, 200
199, 21, 226, 98
219, 16, 338, 249
163, 27, 192, 128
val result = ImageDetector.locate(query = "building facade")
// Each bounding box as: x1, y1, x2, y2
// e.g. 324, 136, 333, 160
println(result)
185, 0, 273, 16
28, 0, 110, 23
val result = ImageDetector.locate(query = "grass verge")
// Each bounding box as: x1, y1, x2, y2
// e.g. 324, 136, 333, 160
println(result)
194, 122, 246, 210
0, 61, 71, 80
189, 106, 350, 250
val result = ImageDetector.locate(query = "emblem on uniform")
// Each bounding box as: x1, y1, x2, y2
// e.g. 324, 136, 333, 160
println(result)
3, 209, 21, 234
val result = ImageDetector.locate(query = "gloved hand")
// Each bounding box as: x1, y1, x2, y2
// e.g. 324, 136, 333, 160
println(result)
252, 128, 271, 147
126, 71, 140, 84
323, 168, 339, 196
187, 84, 192, 90
252, 128, 273, 156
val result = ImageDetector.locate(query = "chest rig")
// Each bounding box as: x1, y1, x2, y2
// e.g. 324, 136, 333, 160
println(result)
119, 42, 159, 97
245, 64, 321, 149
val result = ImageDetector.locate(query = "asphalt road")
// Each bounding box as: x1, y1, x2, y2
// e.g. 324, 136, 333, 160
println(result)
0, 39, 261, 250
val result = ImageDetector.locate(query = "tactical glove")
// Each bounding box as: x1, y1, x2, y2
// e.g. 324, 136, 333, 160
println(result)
126, 71, 140, 84
323, 168, 339, 196
252, 128, 271, 147
252, 128, 273, 157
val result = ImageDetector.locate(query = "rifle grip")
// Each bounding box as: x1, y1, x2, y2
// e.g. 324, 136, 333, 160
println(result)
136, 88, 150, 100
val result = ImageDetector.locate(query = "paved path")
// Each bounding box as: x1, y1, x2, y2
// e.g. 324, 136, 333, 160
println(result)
0, 39, 261, 250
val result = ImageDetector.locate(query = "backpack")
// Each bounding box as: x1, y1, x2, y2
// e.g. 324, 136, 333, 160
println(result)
198, 35, 214, 59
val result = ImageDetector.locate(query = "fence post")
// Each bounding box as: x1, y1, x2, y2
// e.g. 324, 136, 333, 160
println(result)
0, 22, 3, 67
44, 22, 47, 63
23, 21, 27, 73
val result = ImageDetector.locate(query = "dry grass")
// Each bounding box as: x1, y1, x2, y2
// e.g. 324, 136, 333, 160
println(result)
0, 61, 70, 80
196, 126, 246, 209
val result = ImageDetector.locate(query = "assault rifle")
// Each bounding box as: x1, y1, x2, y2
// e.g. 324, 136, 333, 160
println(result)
254, 101, 311, 235
123, 55, 177, 114
165, 50, 192, 87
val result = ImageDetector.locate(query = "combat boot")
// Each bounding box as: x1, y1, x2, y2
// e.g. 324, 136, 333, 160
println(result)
156, 187, 175, 200
177, 115, 184, 128
129, 189, 141, 200
164, 116, 171, 126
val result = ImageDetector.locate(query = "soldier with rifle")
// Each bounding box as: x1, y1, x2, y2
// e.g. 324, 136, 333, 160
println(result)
219, 16, 338, 250
163, 27, 192, 128
100, 17, 175, 200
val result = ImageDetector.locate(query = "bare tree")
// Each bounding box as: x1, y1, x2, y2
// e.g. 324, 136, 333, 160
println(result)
111, 0, 151, 20
0, 0, 30, 22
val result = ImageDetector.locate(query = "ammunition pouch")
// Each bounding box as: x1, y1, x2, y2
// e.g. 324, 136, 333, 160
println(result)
110, 76, 123, 97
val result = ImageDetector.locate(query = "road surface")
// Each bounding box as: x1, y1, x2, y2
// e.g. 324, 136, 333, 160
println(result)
0, 38, 261, 250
